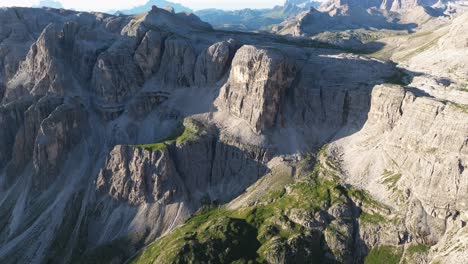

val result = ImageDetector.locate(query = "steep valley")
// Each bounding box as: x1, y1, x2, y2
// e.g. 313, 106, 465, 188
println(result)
0, 3, 466, 264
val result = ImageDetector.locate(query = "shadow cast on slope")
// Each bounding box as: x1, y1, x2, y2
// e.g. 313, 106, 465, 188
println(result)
277, 51, 424, 155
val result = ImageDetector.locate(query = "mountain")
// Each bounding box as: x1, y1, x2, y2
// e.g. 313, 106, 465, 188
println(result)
33, 0, 63, 9
114, 0, 192, 14
0, 3, 466, 264
270, 0, 468, 55
195, 1, 323, 31
272, 0, 459, 38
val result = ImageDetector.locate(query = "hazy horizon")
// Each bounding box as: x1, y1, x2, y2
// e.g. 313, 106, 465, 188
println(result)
0, 0, 288, 11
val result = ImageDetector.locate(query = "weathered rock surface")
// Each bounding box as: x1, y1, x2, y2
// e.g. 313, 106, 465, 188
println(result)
329, 83, 468, 258
92, 41, 144, 104
96, 145, 182, 205
158, 36, 197, 87
0, 97, 33, 169
5, 96, 63, 186
216, 45, 297, 133
97, 119, 267, 207
33, 99, 89, 190
134, 30, 167, 79
194, 39, 238, 86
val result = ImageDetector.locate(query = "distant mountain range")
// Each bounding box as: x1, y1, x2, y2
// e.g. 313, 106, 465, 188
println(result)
33, 0, 63, 9
29, 0, 460, 34
274, 0, 455, 37
113, 0, 192, 14
194, 1, 324, 31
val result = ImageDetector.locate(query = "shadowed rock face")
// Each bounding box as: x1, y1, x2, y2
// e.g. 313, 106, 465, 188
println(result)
134, 30, 167, 79
195, 39, 239, 86
32, 99, 89, 190
5, 96, 63, 186
0, 5, 465, 264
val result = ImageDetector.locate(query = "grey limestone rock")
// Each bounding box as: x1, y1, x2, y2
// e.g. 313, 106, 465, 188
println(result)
216, 45, 297, 134
158, 36, 196, 87
32, 98, 89, 190
194, 39, 239, 86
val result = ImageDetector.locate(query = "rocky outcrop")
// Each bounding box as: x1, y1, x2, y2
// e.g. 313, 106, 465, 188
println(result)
5, 96, 63, 185
158, 36, 196, 87
127, 91, 169, 120
33, 99, 89, 190
134, 30, 168, 79
194, 39, 238, 86
4, 16, 121, 103
216, 45, 297, 134
4, 24, 68, 101
0, 97, 33, 170
92, 41, 144, 104
0, 8, 67, 99
96, 145, 182, 205
330, 83, 468, 251
97, 119, 268, 206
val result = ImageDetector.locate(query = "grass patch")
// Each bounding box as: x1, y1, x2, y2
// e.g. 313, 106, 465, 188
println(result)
131, 208, 262, 264
132, 119, 204, 152
365, 245, 403, 264
407, 243, 430, 255
382, 170, 402, 192
360, 212, 386, 225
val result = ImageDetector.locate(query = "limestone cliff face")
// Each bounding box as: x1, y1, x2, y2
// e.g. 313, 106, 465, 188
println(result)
194, 39, 239, 86
97, 120, 267, 207
91, 121, 268, 259
330, 84, 468, 251
0, 98, 33, 169
92, 41, 145, 104
158, 36, 197, 87
216, 45, 297, 134
96, 145, 182, 205
5, 96, 63, 186
33, 99, 89, 190
5, 24, 68, 101
134, 30, 168, 79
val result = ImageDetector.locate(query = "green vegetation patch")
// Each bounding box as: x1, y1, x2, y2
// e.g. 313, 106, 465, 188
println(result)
132, 118, 205, 152
360, 211, 386, 225
382, 170, 402, 192
131, 209, 262, 264
407, 243, 430, 256
364, 245, 403, 264
131, 148, 390, 264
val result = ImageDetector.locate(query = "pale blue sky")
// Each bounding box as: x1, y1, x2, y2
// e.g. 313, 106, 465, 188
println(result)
0, 0, 287, 11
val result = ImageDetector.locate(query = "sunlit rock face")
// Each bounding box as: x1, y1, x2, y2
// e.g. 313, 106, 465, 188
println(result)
216, 45, 297, 134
